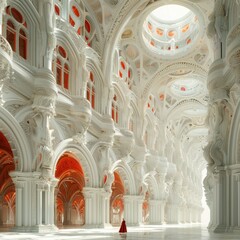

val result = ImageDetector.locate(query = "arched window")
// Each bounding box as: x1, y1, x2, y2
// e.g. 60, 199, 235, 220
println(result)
147, 95, 155, 113
6, 20, 16, 51
53, 45, 70, 90
54, 0, 62, 16
68, 1, 96, 46
112, 94, 119, 123
84, 17, 95, 47
69, 2, 83, 37
86, 71, 95, 109
119, 57, 133, 90
19, 29, 27, 59
4, 6, 28, 60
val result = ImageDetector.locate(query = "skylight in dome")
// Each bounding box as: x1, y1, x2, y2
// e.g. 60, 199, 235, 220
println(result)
151, 4, 190, 22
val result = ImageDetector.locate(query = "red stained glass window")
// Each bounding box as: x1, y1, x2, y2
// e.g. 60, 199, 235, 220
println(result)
77, 27, 81, 35
69, 16, 75, 27
72, 6, 80, 17
58, 46, 67, 58
119, 71, 123, 78
55, 5, 60, 15
120, 61, 125, 70
11, 8, 23, 23
85, 19, 91, 33
86, 71, 95, 109
5, 6, 28, 59
6, 20, 16, 51
19, 29, 27, 59
56, 58, 62, 85
64, 64, 69, 89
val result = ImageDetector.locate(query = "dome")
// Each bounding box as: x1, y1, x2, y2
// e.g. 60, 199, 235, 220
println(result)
142, 4, 200, 59
170, 78, 204, 97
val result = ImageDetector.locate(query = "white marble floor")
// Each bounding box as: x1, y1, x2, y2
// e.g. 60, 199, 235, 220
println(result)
0, 224, 240, 240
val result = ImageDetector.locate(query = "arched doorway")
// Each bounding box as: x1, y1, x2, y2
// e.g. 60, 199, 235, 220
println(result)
55, 152, 85, 226
110, 171, 124, 226
0, 132, 15, 228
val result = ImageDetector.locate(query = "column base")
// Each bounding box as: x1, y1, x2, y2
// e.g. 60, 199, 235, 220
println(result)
148, 222, 165, 225
233, 226, 240, 233
212, 224, 228, 233
82, 223, 105, 229
11, 224, 58, 233
124, 222, 140, 227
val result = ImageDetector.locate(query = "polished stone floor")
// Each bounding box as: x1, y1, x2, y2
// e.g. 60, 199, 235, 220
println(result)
0, 224, 240, 240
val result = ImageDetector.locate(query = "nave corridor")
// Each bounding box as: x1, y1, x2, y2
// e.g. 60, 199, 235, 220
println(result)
0, 224, 240, 240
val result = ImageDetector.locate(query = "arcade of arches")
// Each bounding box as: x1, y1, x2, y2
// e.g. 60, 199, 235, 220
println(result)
0, 0, 240, 234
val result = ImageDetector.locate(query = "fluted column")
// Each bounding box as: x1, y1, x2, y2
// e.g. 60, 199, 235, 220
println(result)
123, 195, 143, 226
0, 0, 6, 34
83, 187, 111, 227
10, 171, 58, 232
149, 200, 165, 224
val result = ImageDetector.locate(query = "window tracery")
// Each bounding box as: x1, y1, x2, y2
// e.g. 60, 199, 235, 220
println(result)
68, 1, 96, 46
118, 57, 133, 90
86, 71, 95, 109
52, 45, 70, 90
4, 6, 28, 59
147, 94, 155, 113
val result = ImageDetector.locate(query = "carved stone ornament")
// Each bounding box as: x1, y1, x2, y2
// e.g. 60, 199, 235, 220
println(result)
32, 95, 56, 115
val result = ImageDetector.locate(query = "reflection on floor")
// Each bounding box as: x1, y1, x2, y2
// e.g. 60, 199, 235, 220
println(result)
0, 224, 240, 240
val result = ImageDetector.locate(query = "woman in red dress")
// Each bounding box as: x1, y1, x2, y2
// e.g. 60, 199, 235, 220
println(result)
119, 218, 127, 233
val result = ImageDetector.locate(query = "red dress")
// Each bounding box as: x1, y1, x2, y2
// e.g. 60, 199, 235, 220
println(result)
119, 219, 127, 233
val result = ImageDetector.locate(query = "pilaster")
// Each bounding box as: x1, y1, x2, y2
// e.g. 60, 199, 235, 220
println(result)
123, 195, 144, 226
149, 200, 165, 225
211, 170, 228, 233
82, 187, 111, 228
9, 171, 58, 233
0, 0, 6, 35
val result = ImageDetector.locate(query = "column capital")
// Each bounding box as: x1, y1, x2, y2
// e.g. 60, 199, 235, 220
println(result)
123, 195, 144, 202
82, 187, 106, 197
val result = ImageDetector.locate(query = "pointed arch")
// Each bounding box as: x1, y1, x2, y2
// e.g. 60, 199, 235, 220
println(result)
111, 159, 137, 195
143, 172, 160, 200
52, 138, 99, 188
0, 107, 31, 172
85, 59, 104, 112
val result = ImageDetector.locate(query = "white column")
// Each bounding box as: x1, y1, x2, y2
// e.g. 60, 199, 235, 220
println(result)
165, 203, 179, 224
10, 172, 58, 232
238, 178, 240, 227
123, 195, 143, 226
15, 183, 23, 227
0, 0, 6, 34
36, 187, 42, 225
50, 182, 57, 225
83, 187, 110, 227
149, 200, 165, 224
212, 170, 228, 232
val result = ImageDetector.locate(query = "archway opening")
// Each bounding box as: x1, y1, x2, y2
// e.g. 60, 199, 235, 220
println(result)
110, 171, 125, 226
55, 152, 85, 227
0, 131, 15, 229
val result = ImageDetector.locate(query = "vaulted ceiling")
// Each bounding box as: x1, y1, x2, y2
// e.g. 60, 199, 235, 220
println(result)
84, 0, 213, 166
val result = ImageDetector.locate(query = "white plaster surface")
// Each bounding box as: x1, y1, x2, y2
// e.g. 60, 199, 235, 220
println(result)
0, 224, 240, 240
